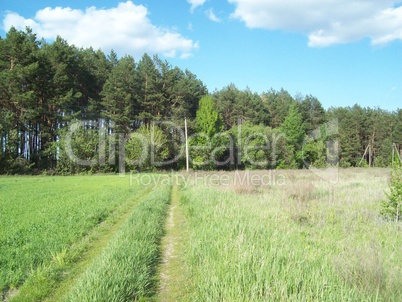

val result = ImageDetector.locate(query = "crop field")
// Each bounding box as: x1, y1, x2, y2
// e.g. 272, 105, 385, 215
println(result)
1, 169, 402, 301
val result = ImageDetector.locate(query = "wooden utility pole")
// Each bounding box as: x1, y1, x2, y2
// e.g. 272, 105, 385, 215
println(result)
392, 143, 402, 163
393, 143, 395, 164
359, 132, 376, 167
185, 117, 189, 172
359, 144, 370, 167
370, 132, 375, 167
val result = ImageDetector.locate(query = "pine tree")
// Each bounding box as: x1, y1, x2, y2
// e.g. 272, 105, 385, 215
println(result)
262, 88, 295, 128
107, 49, 119, 67
81, 48, 112, 119
101, 55, 136, 135
170, 69, 207, 120
0, 27, 42, 171
299, 95, 326, 133
135, 54, 163, 122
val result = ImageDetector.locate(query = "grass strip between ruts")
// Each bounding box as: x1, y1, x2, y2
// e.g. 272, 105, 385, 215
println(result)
63, 184, 172, 302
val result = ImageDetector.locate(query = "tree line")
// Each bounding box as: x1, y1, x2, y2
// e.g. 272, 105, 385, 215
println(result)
1, 27, 401, 174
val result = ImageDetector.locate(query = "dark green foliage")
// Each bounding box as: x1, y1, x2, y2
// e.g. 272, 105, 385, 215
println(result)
299, 95, 326, 133
0, 26, 400, 174
101, 55, 137, 134
135, 54, 163, 122
262, 88, 295, 128
394, 110, 402, 146
0, 27, 206, 174
327, 105, 401, 168
213, 84, 269, 129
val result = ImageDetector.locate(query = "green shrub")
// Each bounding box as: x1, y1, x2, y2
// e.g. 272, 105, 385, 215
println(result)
381, 164, 402, 222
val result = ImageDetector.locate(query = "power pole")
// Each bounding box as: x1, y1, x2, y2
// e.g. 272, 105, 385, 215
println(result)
360, 132, 376, 167
392, 143, 402, 163
359, 144, 370, 167
185, 117, 189, 172
393, 143, 395, 164
370, 132, 375, 167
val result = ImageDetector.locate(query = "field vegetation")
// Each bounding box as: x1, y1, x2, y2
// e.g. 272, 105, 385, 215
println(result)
65, 184, 171, 302
2, 18, 402, 302
173, 169, 402, 301
0, 175, 149, 300
1, 169, 401, 301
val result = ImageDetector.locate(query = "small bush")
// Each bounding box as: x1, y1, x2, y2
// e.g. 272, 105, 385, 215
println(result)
381, 164, 402, 222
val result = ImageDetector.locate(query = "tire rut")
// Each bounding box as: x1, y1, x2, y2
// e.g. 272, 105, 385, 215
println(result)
157, 184, 187, 301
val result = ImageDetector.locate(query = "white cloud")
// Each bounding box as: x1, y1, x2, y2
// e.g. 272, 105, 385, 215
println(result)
228, 0, 402, 47
2, 1, 198, 58
187, 0, 206, 12
206, 8, 221, 22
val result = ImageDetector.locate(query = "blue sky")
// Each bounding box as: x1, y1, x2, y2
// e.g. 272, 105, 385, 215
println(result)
1, 0, 401, 111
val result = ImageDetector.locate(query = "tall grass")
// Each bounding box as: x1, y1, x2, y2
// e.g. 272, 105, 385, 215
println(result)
178, 169, 402, 301
2, 169, 401, 301
64, 184, 172, 302
0, 175, 139, 293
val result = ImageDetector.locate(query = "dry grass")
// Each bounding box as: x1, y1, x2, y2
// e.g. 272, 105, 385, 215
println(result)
333, 241, 386, 294
286, 181, 315, 202
176, 167, 402, 301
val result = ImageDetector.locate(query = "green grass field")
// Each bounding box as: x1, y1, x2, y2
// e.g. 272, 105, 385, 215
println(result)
1, 169, 401, 301
0, 176, 138, 289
